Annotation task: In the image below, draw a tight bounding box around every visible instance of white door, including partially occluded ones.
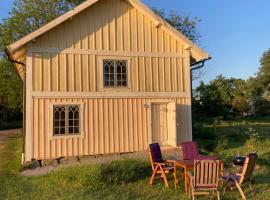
[151,104,168,145]
[167,102,177,147]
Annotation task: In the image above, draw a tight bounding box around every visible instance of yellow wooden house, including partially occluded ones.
[6,0,210,163]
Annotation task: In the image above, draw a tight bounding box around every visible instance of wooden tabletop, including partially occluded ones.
[173,159,194,167]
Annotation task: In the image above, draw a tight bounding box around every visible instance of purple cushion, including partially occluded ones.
[222,174,241,182]
[181,142,199,160]
[149,143,164,163]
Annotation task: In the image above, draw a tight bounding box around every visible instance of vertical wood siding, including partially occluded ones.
[32,97,190,160]
[32,53,186,93]
[31,0,187,93]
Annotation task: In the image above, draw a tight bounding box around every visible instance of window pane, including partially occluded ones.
[117,81,122,86]
[104,65,109,73]
[122,67,126,73]
[104,80,110,86]
[69,120,74,127]
[74,127,79,134]
[117,74,121,80]
[54,106,65,135]
[67,106,80,134]
[69,127,74,134]
[110,74,114,80]
[54,128,59,135]
[60,120,65,127]
[104,74,109,80]
[74,120,79,126]
[117,65,121,73]
[55,111,59,119]
[110,81,114,86]
[60,128,65,134]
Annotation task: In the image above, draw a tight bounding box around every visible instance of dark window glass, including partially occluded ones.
[53,105,80,136]
[103,60,128,87]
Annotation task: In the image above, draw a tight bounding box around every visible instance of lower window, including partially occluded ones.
[53,105,80,136]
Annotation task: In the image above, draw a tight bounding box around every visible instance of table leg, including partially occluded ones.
[174,164,177,189]
[184,166,188,194]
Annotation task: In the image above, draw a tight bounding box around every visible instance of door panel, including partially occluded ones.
[167,102,177,147]
[151,104,168,145]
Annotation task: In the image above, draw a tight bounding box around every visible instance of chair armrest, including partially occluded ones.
[165,159,177,163]
[153,162,165,166]
[188,171,194,187]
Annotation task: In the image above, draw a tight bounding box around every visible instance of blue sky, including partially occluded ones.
[1,0,270,86]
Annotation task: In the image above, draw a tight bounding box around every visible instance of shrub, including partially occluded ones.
[214,137,229,153]
[244,127,263,149]
[194,128,217,140]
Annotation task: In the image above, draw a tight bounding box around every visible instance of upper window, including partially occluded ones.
[103,60,128,88]
[53,105,80,136]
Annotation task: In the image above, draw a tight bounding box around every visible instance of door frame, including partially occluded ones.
[147,100,177,147]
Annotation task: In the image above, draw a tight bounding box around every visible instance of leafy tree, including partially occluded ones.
[250,49,270,97]
[152,8,201,43]
[0,0,85,125]
[231,79,250,116]
[253,96,270,116]
[193,76,251,119]
[248,49,270,116]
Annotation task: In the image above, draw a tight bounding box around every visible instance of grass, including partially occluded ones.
[0,135,188,200]
[0,120,270,200]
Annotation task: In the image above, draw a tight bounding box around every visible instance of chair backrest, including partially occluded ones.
[239,152,258,184]
[181,141,199,160]
[149,143,164,169]
[193,159,220,189]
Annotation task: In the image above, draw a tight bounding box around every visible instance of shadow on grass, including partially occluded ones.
[98,159,151,184]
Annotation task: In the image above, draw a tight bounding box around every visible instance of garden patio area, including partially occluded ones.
[0,120,270,200]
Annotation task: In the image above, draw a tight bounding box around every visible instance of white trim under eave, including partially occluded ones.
[32,91,190,99]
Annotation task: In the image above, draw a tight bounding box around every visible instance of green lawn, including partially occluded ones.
[0,120,270,200]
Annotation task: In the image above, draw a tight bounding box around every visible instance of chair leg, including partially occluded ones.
[160,168,169,188]
[248,183,253,193]
[222,181,227,197]
[235,182,246,200]
[217,190,220,200]
[150,165,159,185]
[192,191,195,200]
[248,182,255,196]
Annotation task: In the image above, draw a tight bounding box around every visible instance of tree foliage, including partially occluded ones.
[193,76,250,119]
[248,49,270,116]
[0,0,85,124]
[152,8,201,43]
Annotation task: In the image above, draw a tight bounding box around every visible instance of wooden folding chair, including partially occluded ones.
[149,143,175,188]
[222,152,258,200]
[188,159,221,200]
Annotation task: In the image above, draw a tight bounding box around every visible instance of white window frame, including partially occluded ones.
[49,102,84,140]
[98,56,131,92]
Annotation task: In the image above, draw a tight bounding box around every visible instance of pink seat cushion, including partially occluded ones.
[195,184,217,189]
